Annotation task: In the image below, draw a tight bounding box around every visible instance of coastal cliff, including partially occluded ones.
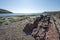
[0,9,12,13]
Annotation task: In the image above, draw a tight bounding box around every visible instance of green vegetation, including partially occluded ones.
[0,9,12,13]
[0,20,6,24]
[0,16,30,25]
[0,17,6,24]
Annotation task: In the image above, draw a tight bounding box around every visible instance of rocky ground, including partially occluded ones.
[0,15,60,40]
[0,18,35,40]
[23,15,60,40]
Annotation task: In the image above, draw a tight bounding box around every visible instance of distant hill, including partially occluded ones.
[43,11,60,18]
[0,9,12,13]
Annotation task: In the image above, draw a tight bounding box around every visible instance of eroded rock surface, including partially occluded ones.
[24,15,60,40]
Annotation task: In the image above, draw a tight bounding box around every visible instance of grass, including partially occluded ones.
[0,16,30,25]
[0,20,6,24]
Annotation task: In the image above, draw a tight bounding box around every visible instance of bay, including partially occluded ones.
[0,13,27,17]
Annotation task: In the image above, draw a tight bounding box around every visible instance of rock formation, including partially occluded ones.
[23,15,60,40]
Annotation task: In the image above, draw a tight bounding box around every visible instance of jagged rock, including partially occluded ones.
[23,15,60,40]
[31,15,50,40]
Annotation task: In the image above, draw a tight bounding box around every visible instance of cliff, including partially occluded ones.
[0,9,12,13]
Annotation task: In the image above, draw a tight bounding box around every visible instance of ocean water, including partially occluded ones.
[0,13,27,17]
[0,13,42,17]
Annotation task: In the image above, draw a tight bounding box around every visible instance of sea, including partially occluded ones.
[0,13,43,17]
[0,13,30,17]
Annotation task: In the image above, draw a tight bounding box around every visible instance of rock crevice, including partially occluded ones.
[23,15,59,40]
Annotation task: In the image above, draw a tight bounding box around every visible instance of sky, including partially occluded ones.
[0,0,60,13]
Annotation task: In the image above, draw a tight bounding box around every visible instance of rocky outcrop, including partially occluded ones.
[23,15,60,40]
